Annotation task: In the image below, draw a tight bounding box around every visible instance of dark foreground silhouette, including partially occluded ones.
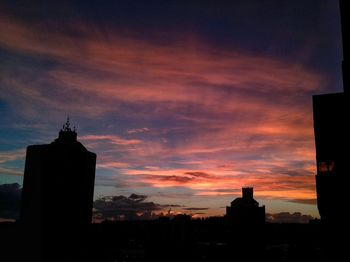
[1,1,349,261]
[226,187,265,225]
[17,118,96,261]
[0,218,336,262]
[313,0,349,225]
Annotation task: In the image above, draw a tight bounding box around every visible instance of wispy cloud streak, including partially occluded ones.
[0,15,322,215]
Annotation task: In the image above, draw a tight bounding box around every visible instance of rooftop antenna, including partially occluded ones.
[62,116,72,132]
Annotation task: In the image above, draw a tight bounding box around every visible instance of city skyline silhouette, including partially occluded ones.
[1,0,348,260]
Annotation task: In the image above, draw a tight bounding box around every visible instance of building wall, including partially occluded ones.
[226,205,265,225]
[313,93,348,222]
[20,142,96,225]
[20,137,96,261]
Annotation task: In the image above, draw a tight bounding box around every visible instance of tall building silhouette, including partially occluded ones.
[313,0,349,223]
[226,187,265,224]
[20,118,96,261]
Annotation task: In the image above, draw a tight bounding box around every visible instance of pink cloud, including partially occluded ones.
[0,17,320,210]
[0,18,325,113]
[80,135,141,146]
[126,128,150,134]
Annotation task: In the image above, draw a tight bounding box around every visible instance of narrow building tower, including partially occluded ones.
[20,118,96,261]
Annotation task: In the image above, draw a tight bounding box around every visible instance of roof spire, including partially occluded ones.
[57,116,77,142]
[62,116,72,132]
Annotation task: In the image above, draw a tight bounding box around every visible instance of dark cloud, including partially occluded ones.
[266,212,314,224]
[94,194,165,221]
[164,176,193,183]
[93,193,205,221]
[185,171,212,178]
[162,204,182,208]
[142,172,214,185]
[183,207,209,211]
[0,183,21,219]
[143,174,193,184]
[128,193,147,202]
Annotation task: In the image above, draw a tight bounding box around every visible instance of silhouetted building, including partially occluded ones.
[226,187,265,224]
[313,0,349,223]
[20,118,96,261]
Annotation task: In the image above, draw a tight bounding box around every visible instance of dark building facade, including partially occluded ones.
[313,0,349,223]
[20,118,96,261]
[226,187,265,225]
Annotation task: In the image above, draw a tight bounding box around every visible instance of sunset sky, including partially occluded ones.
[0,0,343,218]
